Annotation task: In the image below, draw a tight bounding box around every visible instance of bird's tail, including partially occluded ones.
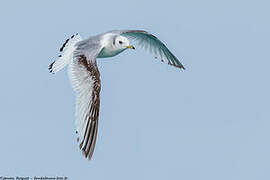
[49,33,82,73]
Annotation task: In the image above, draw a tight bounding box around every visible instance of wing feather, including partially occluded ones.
[118,30,185,69]
[68,42,102,160]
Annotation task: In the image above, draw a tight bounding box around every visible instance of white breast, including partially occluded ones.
[97,47,125,58]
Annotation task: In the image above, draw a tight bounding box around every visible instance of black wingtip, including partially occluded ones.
[60,33,79,52]
[176,64,186,70]
[181,65,186,70]
[48,61,55,73]
[167,61,185,70]
[60,38,70,52]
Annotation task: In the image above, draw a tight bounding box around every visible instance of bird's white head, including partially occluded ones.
[113,35,135,50]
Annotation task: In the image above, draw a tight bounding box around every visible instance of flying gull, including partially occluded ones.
[49,30,185,161]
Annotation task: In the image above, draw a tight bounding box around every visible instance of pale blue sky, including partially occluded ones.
[0,0,270,179]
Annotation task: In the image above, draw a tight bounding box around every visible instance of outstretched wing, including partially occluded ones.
[116,30,185,69]
[68,41,103,160]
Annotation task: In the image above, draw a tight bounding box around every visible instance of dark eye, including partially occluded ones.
[119,41,123,44]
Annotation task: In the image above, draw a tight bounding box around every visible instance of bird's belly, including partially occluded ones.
[97,47,125,58]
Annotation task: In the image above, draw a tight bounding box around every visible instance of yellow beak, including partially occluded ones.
[126,45,135,49]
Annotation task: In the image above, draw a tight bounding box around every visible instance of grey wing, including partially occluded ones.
[116,30,185,69]
[68,42,103,160]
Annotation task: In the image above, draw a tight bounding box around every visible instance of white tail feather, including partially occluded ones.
[49,33,82,73]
